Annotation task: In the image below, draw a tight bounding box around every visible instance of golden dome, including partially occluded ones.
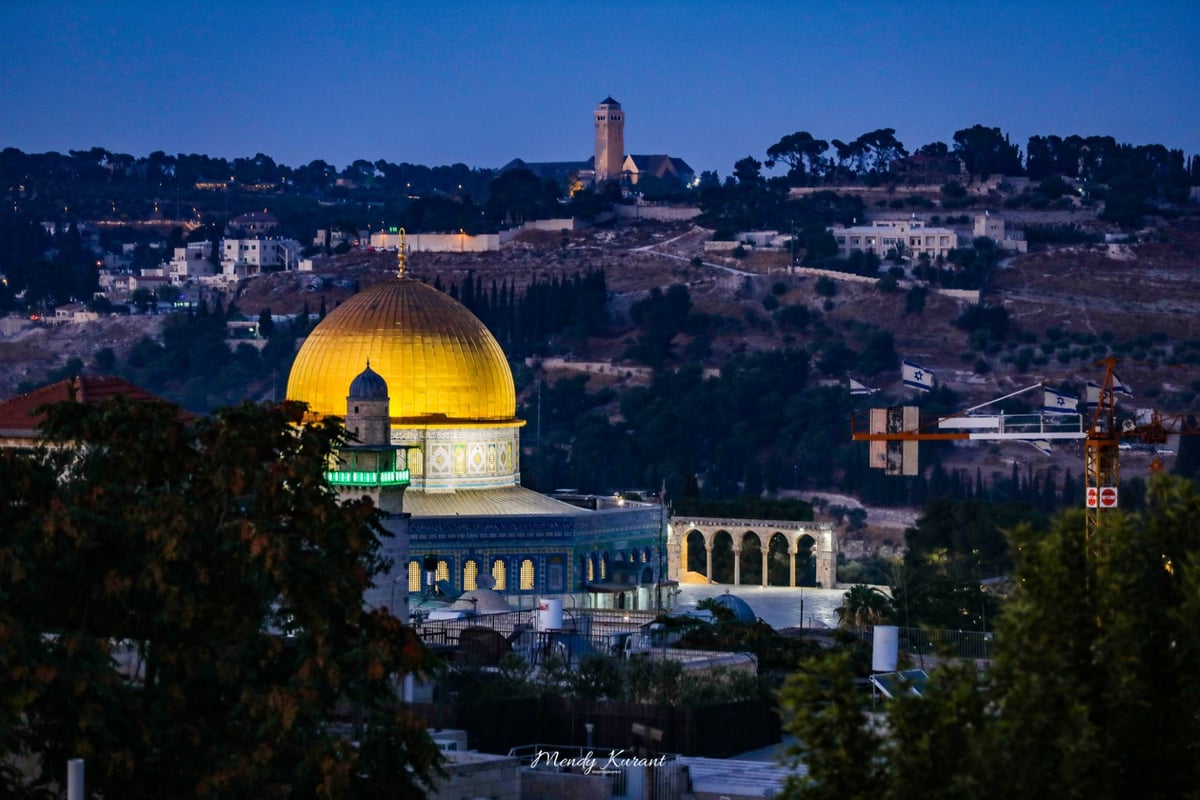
[287,277,517,424]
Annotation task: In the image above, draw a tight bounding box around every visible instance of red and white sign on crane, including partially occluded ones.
[1086,486,1119,508]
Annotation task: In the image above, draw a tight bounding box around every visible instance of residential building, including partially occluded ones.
[0,376,190,451]
[51,303,99,324]
[830,219,960,262]
[973,213,1028,253]
[167,240,217,283]
[220,238,302,276]
[226,210,280,237]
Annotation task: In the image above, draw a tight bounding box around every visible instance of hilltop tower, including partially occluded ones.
[594,96,624,183]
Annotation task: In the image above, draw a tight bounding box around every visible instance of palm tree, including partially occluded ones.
[836,584,895,631]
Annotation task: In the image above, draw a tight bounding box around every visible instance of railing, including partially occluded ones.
[900,626,993,661]
[851,625,994,662]
[324,468,410,486]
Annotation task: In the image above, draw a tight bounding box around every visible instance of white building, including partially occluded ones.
[167,241,216,283]
[974,213,1028,253]
[51,303,99,324]
[220,238,303,277]
[830,219,959,261]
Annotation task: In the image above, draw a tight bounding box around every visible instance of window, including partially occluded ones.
[520,559,535,590]
[491,559,507,591]
[463,560,478,591]
[587,555,594,582]
[436,560,449,582]
[407,561,420,592]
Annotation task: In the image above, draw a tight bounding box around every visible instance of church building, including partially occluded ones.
[500,97,694,191]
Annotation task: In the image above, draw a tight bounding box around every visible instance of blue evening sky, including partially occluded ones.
[2,1,1197,177]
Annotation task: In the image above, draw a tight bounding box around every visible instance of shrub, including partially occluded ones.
[815,277,837,297]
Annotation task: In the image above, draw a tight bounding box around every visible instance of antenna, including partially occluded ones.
[397,227,408,278]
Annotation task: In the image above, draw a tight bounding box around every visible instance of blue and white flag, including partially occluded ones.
[849,378,877,396]
[902,359,935,392]
[1112,372,1134,397]
[1085,381,1102,409]
[1043,387,1078,414]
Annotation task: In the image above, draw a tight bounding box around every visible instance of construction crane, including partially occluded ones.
[850,357,1194,548]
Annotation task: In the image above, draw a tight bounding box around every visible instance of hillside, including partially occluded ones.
[3,212,1199,540]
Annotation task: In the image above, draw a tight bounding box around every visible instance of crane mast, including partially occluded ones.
[1084,358,1121,551]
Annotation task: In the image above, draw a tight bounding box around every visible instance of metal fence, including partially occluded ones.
[850,625,994,662]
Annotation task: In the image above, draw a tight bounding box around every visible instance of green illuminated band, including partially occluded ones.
[325,469,410,486]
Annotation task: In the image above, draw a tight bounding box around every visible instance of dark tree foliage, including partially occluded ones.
[954,302,1010,340]
[951,124,1023,180]
[450,269,607,357]
[0,398,441,799]
[484,168,561,225]
[623,284,693,366]
[782,477,1200,800]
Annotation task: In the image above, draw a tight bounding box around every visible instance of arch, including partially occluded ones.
[436,560,450,582]
[407,560,421,592]
[586,553,596,582]
[600,553,610,581]
[667,518,838,589]
[738,530,764,586]
[767,532,791,586]
[795,533,816,586]
[463,559,479,591]
[684,529,707,577]
[491,558,507,591]
[709,530,735,584]
[641,548,652,563]
[519,558,535,591]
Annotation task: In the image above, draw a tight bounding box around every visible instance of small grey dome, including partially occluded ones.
[348,362,388,401]
[709,593,757,623]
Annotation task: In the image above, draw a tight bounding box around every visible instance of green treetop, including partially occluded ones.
[0,397,441,799]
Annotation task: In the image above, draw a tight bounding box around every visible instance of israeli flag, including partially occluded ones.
[849,378,877,396]
[1085,381,1102,409]
[1112,372,1134,397]
[1043,387,1078,414]
[902,359,935,392]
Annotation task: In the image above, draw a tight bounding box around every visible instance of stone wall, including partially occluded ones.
[612,204,701,221]
[429,752,521,800]
[521,770,612,800]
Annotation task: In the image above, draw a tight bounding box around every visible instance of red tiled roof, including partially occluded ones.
[0,376,189,434]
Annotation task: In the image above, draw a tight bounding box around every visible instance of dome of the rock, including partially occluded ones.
[287,277,516,424]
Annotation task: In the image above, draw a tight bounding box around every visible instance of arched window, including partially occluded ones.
[463,560,479,592]
[587,554,595,582]
[491,559,507,591]
[436,560,449,582]
[407,561,420,592]
[520,558,535,590]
